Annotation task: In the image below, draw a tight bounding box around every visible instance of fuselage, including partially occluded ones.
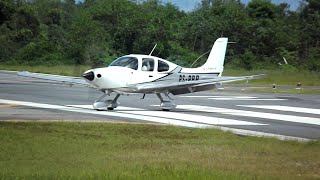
[83,55,176,89]
[83,54,220,93]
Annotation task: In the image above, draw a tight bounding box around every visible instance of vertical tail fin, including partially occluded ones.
[201,38,228,75]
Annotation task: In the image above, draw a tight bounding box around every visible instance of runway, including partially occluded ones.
[1,71,319,140]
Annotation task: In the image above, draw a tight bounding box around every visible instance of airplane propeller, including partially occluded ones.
[83,71,94,81]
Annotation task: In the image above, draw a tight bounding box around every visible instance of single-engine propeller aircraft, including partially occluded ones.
[18,38,263,111]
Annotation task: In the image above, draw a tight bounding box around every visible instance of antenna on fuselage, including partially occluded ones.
[149,44,157,56]
[190,50,211,68]
[190,41,236,68]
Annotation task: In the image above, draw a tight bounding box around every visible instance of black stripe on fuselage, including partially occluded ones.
[150,73,172,82]
[148,66,180,82]
[181,72,220,75]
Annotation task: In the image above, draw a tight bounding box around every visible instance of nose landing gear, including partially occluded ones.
[93,93,120,111]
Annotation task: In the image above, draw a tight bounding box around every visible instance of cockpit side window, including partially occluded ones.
[109,57,138,70]
[141,58,154,71]
[158,60,169,72]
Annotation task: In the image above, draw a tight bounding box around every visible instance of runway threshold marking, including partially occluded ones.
[0,99,267,126]
[179,95,286,101]
[0,99,209,128]
[68,105,266,126]
[0,99,311,141]
[238,105,320,115]
[68,105,142,111]
[179,96,256,98]
[177,105,320,126]
[208,98,286,101]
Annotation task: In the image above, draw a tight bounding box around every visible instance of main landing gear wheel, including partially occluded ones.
[156,93,176,111]
[93,94,120,111]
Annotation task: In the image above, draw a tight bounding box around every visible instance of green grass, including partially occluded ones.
[1,65,320,86]
[223,69,320,86]
[0,121,319,179]
[241,87,320,94]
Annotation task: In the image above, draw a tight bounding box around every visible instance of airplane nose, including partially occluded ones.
[83,71,94,81]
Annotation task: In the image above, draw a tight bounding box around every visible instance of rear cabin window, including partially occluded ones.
[158,60,169,72]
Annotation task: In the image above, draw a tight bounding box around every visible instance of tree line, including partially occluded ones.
[0,0,319,71]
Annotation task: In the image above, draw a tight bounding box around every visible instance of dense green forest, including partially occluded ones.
[0,0,319,71]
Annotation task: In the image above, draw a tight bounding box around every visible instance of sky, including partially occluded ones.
[163,0,301,11]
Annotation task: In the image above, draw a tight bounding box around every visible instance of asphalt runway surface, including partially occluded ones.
[1,71,319,141]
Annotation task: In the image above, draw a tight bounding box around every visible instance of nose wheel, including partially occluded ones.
[93,94,120,111]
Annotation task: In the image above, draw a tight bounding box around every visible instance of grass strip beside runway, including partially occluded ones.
[240,88,320,94]
[0,121,319,179]
[223,69,320,86]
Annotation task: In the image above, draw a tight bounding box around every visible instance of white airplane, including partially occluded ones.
[18,37,263,111]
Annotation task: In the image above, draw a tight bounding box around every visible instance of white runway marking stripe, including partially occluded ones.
[70,105,266,126]
[238,105,320,115]
[0,99,210,128]
[0,99,265,128]
[1,99,311,141]
[208,98,286,101]
[179,95,286,101]
[118,111,266,126]
[68,105,142,111]
[180,95,256,98]
[177,105,320,126]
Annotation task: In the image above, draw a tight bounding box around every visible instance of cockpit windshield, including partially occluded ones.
[109,56,138,70]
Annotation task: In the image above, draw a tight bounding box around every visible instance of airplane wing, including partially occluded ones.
[134,74,265,95]
[17,71,90,86]
[17,71,264,95]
